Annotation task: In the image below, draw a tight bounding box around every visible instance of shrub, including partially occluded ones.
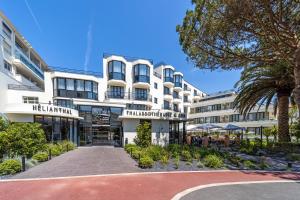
[3,123,47,157]
[174,155,180,169]
[228,155,242,167]
[259,156,269,170]
[199,148,209,158]
[160,155,169,167]
[48,143,63,157]
[134,122,151,148]
[203,155,224,168]
[60,141,75,152]
[243,160,257,169]
[145,145,168,161]
[193,152,201,160]
[286,153,300,161]
[32,152,48,162]
[131,149,143,160]
[167,144,181,157]
[0,116,9,132]
[124,144,138,153]
[197,161,204,168]
[138,156,154,168]
[181,150,192,162]
[0,159,22,175]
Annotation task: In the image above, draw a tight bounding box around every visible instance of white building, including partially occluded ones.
[0,12,277,146]
[188,90,277,134]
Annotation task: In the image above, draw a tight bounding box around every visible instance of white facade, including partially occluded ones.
[0,12,278,146]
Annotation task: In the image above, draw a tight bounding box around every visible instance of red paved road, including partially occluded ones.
[0,171,299,200]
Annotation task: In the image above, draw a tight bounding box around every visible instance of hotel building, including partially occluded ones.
[0,12,277,146]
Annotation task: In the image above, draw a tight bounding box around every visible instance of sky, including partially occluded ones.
[1,0,242,94]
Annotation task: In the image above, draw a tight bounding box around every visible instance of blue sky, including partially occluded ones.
[1,0,241,94]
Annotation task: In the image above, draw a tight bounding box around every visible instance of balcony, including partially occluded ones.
[163,77,174,87]
[183,99,191,105]
[162,105,172,110]
[105,91,152,102]
[14,49,44,80]
[164,91,173,101]
[133,75,150,89]
[174,82,182,91]
[173,94,182,103]
[107,72,126,86]
[8,84,43,92]
[193,93,201,100]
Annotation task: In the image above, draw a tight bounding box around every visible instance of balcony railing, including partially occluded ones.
[105,91,152,102]
[15,49,44,79]
[133,75,150,83]
[8,84,44,92]
[173,94,182,99]
[164,77,174,83]
[108,72,125,81]
[174,82,182,88]
[184,87,191,91]
[162,105,172,110]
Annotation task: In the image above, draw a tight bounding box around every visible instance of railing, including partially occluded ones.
[15,49,44,79]
[48,66,103,77]
[153,71,162,79]
[173,95,182,99]
[184,87,191,91]
[164,77,174,83]
[108,72,125,81]
[105,91,152,102]
[174,82,182,88]
[133,75,150,83]
[184,99,191,103]
[162,105,172,110]
[8,84,44,92]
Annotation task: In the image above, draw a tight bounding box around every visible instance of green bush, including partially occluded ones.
[228,155,242,167]
[259,156,269,170]
[199,148,209,158]
[48,143,63,156]
[145,145,165,161]
[193,152,201,160]
[160,155,169,167]
[243,160,257,169]
[3,123,47,157]
[134,122,151,148]
[0,159,22,175]
[60,141,75,152]
[131,149,143,160]
[181,150,192,161]
[197,161,204,168]
[174,155,180,169]
[32,152,48,162]
[124,144,138,153]
[167,144,181,157]
[286,153,300,161]
[138,156,154,168]
[203,155,224,168]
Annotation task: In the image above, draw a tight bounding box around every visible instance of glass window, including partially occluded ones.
[76,80,84,91]
[154,82,158,89]
[3,40,11,55]
[154,97,158,104]
[93,82,98,93]
[164,68,174,82]
[66,79,74,90]
[23,96,39,104]
[2,22,12,39]
[4,60,11,72]
[135,88,147,100]
[164,100,170,109]
[164,86,170,94]
[85,81,92,91]
[58,78,65,89]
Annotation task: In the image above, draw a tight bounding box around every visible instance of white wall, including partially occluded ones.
[122,118,140,145]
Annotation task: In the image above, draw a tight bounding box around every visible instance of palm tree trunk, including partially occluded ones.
[277,90,291,142]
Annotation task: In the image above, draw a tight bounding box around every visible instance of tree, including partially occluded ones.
[4,123,47,158]
[290,122,300,142]
[263,127,272,144]
[234,64,294,142]
[134,122,152,148]
[0,116,9,132]
[177,0,300,115]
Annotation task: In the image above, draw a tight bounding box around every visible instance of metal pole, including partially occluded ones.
[21,156,26,172]
[260,126,263,148]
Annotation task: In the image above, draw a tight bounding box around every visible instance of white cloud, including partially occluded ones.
[84,23,93,71]
[24,0,42,33]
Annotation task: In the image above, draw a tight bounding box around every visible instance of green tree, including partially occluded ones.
[263,127,272,145]
[177,0,300,119]
[290,122,300,142]
[134,122,152,148]
[4,123,47,158]
[234,64,294,142]
[0,116,9,131]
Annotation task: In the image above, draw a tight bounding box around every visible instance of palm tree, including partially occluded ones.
[234,63,294,142]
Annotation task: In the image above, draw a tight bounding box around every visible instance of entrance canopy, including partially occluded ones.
[223,124,245,131]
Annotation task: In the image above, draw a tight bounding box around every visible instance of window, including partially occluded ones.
[66,79,74,90]
[174,75,182,87]
[184,95,188,102]
[133,64,150,83]
[154,82,158,89]
[4,60,11,72]
[173,104,178,112]
[85,81,92,91]
[57,78,65,89]
[184,84,188,90]
[173,91,179,98]
[194,90,198,96]
[2,22,12,39]
[93,82,98,93]
[184,107,188,114]
[110,86,124,98]
[135,88,148,100]
[154,97,158,104]
[76,80,84,91]
[164,86,170,95]
[23,96,39,104]
[108,60,126,80]
[163,68,174,82]
[3,40,11,55]
[164,100,170,110]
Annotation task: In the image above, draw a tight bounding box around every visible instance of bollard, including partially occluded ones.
[288,162,292,169]
[130,148,133,156]
[49,149,52,160]
[21,156,26,172]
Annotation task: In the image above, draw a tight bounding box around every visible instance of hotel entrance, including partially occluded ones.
[92,126,113,145]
